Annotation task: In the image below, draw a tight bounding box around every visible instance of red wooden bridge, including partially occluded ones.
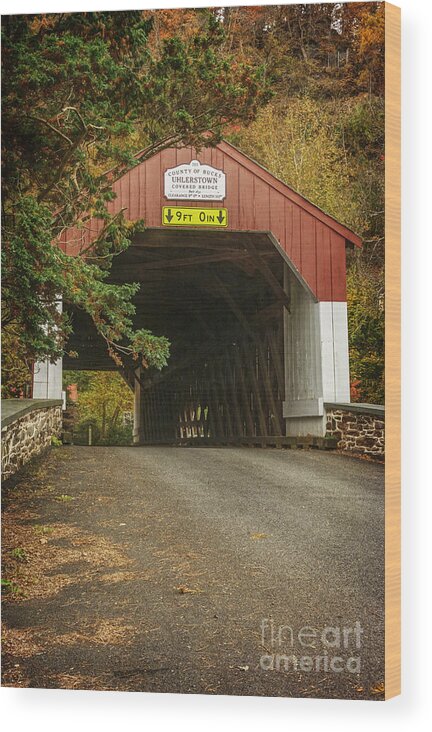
[34,140,361,446]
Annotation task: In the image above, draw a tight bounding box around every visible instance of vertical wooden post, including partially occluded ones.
[216,358,234,438]
[225,350,245,437]
[233,343,255,438]
[241,338,268,440]
[208,361,224,441]
[257,339,283,436]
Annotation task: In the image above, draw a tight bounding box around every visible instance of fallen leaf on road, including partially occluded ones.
[176,585,203,595]
[250,533,269,540]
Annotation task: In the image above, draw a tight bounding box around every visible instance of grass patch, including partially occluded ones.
[10,547,28,562]
[33,524,53,535]
[1,578,21,594]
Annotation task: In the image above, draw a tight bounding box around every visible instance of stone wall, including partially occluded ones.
[325,403,385,460]
[1,401,63,480]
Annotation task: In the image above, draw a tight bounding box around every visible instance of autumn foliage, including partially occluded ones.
[2,5,384,403]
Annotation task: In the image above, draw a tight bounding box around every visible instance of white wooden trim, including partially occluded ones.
[319,301,336,401]
[283,398,324,418]
[318,301,350,404]
[33,358,63,401]
[32,299,63,402]
[332,302,351,402]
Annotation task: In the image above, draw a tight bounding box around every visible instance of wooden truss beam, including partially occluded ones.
[243,240,291,313]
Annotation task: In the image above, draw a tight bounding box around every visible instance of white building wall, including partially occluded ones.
[331,302,351,402]
[33,358,63,401]
[283,267,350,437]
[32,298,64,403]
[319,301,351,403]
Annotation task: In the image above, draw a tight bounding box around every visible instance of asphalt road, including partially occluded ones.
[2,446,384,699]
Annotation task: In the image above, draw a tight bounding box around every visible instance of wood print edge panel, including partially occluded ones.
[384,0,401,701]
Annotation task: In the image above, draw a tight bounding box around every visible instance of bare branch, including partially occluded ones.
[29,115,73,146]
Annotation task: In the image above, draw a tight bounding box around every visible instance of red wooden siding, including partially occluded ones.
[60,140,361,301]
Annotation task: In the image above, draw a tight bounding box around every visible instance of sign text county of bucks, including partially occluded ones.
[164,159,226,201]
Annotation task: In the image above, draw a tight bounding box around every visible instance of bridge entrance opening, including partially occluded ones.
[63,228,297,447]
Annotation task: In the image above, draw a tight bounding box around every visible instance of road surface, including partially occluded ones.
[2,446,384,699]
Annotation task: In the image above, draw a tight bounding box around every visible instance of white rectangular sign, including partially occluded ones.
[164,159,226,201]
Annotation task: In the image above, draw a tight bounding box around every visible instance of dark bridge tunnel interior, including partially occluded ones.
[64,228,290,445]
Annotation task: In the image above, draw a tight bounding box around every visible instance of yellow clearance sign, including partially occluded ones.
[162,206,228,227]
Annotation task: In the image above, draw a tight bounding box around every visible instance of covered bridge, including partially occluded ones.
[33,140,361,444]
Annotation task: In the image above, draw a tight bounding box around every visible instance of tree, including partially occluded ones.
[1,10,272,392]
[232,99,365,234]
[1,327,33,398]
[347,263,384,404]
[64,371,133,444]
[219,3,384,99]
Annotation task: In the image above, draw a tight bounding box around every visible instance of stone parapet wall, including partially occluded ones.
[1,402,63,480]
[325,403,385,460]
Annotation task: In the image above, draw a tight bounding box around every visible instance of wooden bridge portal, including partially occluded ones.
[33,140,361,444]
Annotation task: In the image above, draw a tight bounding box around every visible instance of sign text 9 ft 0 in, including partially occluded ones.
[162,206,228,227]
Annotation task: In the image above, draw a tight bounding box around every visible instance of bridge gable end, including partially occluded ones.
[60,140,360,302]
